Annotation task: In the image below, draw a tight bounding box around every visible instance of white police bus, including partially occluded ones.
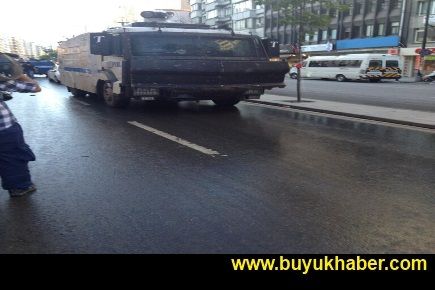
[294,54,402,82]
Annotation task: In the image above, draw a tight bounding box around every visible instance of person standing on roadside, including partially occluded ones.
[0,52,41,197]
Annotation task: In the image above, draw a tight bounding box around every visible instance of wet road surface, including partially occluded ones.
[0,78,434,253]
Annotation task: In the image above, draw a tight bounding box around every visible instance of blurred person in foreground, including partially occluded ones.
[0,52,41,198]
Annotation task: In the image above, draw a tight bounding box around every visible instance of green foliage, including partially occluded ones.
[255,0,349,41]
[38,49,57,61]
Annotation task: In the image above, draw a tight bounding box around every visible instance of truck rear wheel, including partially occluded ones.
[101,82,129,108]
[212,97,240,107]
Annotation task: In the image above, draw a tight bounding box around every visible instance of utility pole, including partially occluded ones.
[416,0,432,81]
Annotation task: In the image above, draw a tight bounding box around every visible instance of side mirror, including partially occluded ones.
[90,33,122,56]
[262,39,280,59]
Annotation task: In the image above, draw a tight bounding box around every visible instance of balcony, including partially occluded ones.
[216,15,232,23]
[216,0,231,6]
[190,10,203,18]
[232,10,257,21]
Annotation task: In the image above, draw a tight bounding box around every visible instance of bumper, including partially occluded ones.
[127,83,286,100]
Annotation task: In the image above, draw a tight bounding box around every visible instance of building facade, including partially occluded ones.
[0,35,46,59]
[265,0,410,65]
[190,0,265,37]
[401,0,435,76]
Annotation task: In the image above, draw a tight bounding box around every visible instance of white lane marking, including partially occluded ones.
[128,121,222,157]
[244,102,435,134]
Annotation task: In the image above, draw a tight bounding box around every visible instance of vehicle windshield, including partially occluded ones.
[130,34,265,58]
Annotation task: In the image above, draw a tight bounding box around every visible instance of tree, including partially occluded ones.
[256,0,348,102]
[39,49,58,61]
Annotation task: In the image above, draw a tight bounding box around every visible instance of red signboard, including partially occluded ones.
[415,48,435,54]
[387,48,399,55]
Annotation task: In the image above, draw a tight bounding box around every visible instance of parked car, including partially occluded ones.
[47,64,61,83]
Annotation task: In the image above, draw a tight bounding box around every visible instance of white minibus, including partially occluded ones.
[299,54,402,82]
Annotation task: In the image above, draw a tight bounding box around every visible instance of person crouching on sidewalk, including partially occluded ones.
[0,53,41,197]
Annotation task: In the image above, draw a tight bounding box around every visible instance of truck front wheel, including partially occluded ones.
[101,82,129,108]
[212,97,240,107]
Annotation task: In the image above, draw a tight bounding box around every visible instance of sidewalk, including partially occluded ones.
[247,94,435,130]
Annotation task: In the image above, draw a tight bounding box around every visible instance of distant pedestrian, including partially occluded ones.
[0,52,41,197]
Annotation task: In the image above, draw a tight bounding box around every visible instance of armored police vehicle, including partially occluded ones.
[58,11,289,107]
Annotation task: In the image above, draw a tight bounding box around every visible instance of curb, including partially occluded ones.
[244,99,435,130]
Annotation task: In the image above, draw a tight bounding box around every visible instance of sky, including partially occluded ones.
[0,0,181,48]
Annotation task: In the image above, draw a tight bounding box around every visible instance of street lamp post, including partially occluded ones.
[416,0,433,81]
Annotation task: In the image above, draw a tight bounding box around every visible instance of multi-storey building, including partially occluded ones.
[0,34,11,53]
[0,35,47,59]
[400,0,435,76]
[265,0,411,64]
[190,0,265,37]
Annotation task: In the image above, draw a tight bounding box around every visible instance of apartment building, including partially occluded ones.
[0,35,46,59]
[401,0,435,76]
[190,0,265,37]
[266,1,410,63]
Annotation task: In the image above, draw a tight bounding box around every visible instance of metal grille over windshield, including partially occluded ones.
[130,34,264,58]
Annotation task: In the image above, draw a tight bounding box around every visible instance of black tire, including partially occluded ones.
[212,97,240,107]
[369,79,381,83]
[101,81,129,108]
[290,73,298,79]
[69,87,87,97]
[336,74,346,82]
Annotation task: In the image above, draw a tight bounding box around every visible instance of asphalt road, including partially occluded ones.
[0,78,434,254]
[271,78,435,112]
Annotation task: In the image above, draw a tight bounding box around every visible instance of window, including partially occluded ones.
[343,27,351,39]
[366,0,376,13]
[309,60,362,68]
[330,29,337,40]
[320,30,328,41]
[206,10,218,19]
[130,35,264,58]
[234,20,247,30]
[191,4,202,11]
[390,0,402,10]
[377,23,385,36]
[369,60,383,67]
[305,33,310,42]
[386,60,399,68]
[390,22,400,35]
[329,9,337,17]
[417,1,435,15]
[354,1,363,15]
[352,26,361,38]
[414,29,435,42]
[233,1,253,14]
[366,25,374,37]
[312,31,319,42]
[378,0,387,10]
